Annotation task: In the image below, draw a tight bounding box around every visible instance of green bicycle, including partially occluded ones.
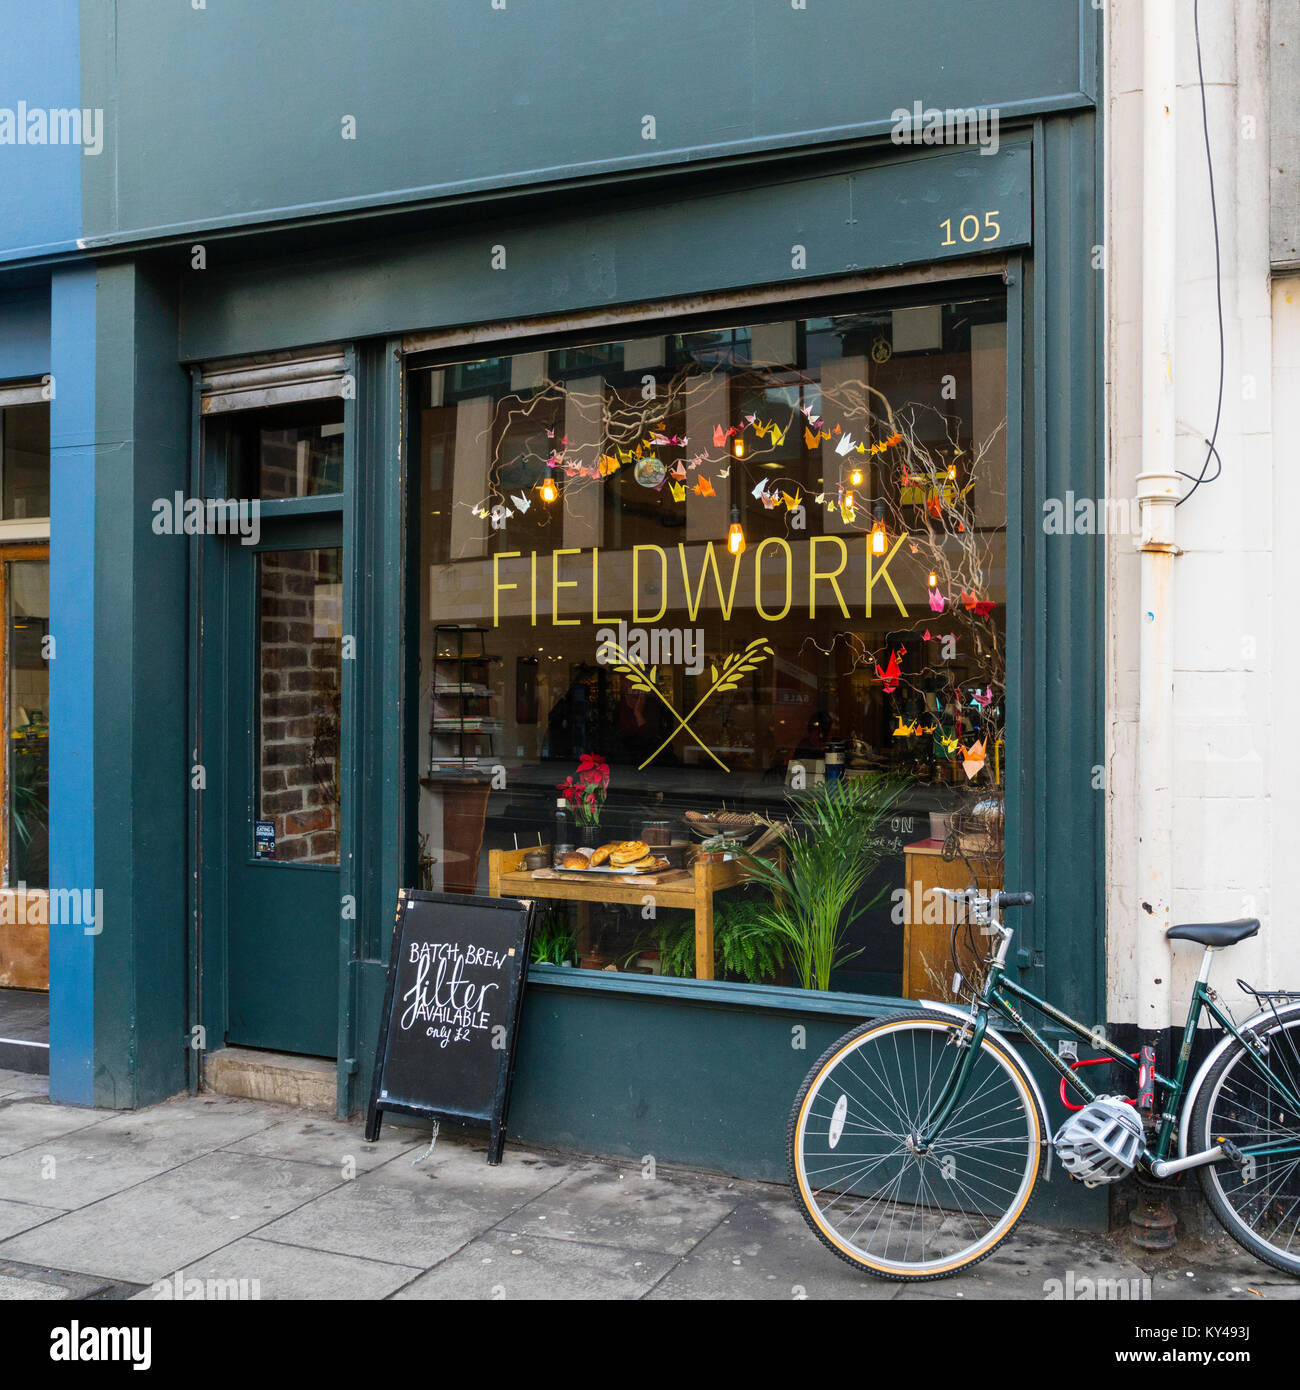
[788,889,1300,1280]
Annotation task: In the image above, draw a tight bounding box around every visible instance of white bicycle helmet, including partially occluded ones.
[1053,1097,1144,1186]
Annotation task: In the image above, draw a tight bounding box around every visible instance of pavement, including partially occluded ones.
[0,1066,1297,1302]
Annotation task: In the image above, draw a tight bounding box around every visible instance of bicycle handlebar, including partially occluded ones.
[933,888,1034,909]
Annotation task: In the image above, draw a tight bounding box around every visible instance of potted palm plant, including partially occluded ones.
[740,775,905,993]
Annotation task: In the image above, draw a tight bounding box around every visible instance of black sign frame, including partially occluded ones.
[364,888,535,1164]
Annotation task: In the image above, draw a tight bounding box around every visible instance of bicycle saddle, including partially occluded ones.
[1165,918,1260,947]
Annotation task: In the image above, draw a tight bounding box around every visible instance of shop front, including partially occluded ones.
[1,3,1102,1220]
[179,126,1101,1216]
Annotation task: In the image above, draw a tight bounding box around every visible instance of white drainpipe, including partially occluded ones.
[1134,0,1180,1038]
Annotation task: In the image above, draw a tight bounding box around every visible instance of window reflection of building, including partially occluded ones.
[414,295,1009,999]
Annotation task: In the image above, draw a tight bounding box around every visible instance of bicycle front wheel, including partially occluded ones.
[788,1011,1044,1280]
[1191,1004,1300,1276]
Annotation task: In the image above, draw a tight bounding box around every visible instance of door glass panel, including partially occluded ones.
[1,404,51,520]
[257,547,342,864]
[7,558,48,887]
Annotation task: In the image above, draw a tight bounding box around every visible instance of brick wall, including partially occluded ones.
[258,548,341,863]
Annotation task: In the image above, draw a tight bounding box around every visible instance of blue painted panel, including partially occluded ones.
[0,0,83,260]
[0,286,50,380]
[48,265,95,1106]
[81,0,1085,244]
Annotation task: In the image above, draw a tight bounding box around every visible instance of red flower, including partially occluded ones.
[575,753,610,790]
[559,755,609,825]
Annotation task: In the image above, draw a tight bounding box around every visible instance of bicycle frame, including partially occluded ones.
[917,910,1300,1171]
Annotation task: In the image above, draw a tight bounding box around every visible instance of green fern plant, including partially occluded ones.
[530,906,577,966]
[740,775,905,993]
[650,895,786,985]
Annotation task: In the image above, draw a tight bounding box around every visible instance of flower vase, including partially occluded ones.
[578,822,601,849]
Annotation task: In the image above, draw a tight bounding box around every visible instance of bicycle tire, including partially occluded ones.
[787,1009,1044,1281]
[1190,1003,1300,1276]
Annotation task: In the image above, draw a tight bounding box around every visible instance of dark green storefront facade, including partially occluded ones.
[4,1,1103,1218]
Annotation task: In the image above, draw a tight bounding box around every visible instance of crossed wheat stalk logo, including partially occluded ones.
[598,636,774,771]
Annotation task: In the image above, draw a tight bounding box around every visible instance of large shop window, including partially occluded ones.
[411,294,1009,1001]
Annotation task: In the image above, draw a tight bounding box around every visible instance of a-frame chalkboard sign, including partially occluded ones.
[365,889,535,1164]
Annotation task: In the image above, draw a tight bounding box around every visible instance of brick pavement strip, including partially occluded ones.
[0,1069,1295,1301]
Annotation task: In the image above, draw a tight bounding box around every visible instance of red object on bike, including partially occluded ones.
[1058,1054,1141,1111]
[1135,1044,1156,1111]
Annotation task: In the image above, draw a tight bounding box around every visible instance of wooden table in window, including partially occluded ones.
[901,837,1000,1002]
[488,846,750,980]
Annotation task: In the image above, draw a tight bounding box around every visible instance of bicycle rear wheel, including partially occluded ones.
[1191,1004,1300,1276]
[788,1010,1043,1280]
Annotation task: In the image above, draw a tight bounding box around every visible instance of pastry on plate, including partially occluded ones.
[608,839,649,867]
[560,851,590,871]
[589,843,614,866]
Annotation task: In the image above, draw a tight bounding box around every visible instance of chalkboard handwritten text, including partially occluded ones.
[400,940,501,1043]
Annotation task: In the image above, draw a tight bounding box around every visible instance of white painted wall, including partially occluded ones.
[1105,0,1296,1026]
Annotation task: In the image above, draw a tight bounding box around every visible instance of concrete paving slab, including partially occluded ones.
[645,1191,897,1300]
[0,1115,255,1210]
[949,1223,1153,1300]
[0,1096,105,1156]
[252,1172,543,1269]
[0,1094,286,1212]
[0,1150,342,1284]
[506,1164,742,1257]
[224,1113,423,1173]
[134,1236,422,1301]
[361,1129,583,1203]
[88,1094,280,1159]
[0,1198,66,1242]
[393,1228,677,1300]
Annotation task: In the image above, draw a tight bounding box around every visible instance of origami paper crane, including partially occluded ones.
[960,591,996,617]
[928,589,947,613]
[875,649,902,693]
[961,738,987,780]
[693,476,716,498]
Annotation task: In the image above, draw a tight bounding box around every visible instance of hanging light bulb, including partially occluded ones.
[870,502,887,556]
[850,465,863,487]
[843,489,855,510]
[540,477,558,503]
[733,437,745,459]
[928,570,938,588]
[727,504,745,555]
[947,463,957,481]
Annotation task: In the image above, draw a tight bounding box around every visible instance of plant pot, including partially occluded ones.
[577,823,602,849]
